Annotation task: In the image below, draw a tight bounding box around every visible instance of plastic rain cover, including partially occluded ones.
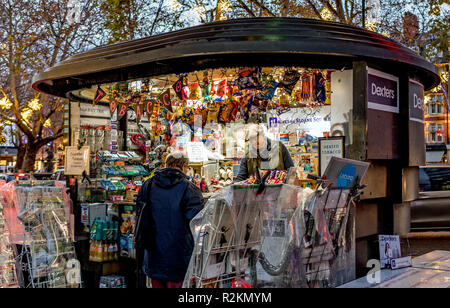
[0,181,80,288]
[183,183,356,288]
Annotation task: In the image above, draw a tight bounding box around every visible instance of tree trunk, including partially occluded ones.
[14,144,26,172]
[22,145,39,173]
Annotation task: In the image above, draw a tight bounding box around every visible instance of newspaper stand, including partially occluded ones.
[0,180,81,288]
[184,176,362,288]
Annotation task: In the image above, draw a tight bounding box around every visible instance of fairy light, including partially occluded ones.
[0,96,12,110]
[320,7,333,20]
[169,0,181,11]
[44,118,51,128]
[28,97,42,111]
[21,109,33,122]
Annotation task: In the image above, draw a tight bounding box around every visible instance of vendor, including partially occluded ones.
[234,124,294,182]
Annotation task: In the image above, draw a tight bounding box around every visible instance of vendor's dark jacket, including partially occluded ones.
[235,138,294,182]
[136,168,204,281]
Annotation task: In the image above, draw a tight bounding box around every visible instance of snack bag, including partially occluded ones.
[256,80,278,100]
[207,105,220,123]
[219,101,235,123]
[280,70,300,95]
[314,71,326,103]
[200,71,210,97]
[216,79,227,97]
[189,82,202,100]
[300,73,312,101]
[236,67,262,90]
[279,93,290,106]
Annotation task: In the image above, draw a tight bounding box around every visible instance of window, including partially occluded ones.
[437,124,444,142]
[430,123,436,132]
[427,103,444,114]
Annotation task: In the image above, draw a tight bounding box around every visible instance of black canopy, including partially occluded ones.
[32,17,440,99]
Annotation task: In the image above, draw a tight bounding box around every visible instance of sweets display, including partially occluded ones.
[245,170,287,184]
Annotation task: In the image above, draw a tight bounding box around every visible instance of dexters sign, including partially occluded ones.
[367,67,399,113]
[409,79,425,124]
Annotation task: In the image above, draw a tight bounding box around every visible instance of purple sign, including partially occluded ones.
[409,80,424,124]
[367,68,399,113]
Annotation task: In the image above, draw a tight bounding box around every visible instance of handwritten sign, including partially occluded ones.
[187,142,207,162]
[318,136,344,176]
[65,146,90,175]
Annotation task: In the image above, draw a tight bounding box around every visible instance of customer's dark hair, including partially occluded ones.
[165,151,189,170]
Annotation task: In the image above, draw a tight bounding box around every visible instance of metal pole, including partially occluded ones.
[362,0,366,28]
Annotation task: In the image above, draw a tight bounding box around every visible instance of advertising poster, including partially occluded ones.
[378,235,401,268]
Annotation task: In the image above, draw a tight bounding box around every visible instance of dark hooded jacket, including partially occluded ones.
[136,168,204,281]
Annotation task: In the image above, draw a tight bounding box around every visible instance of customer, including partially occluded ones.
[234,124,294,182]
[136,151,204,288]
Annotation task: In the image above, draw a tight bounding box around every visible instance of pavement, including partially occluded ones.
[340,249,450,288]
[401,231,450,257]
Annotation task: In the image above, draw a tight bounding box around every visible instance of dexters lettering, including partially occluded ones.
[371,83,395,99]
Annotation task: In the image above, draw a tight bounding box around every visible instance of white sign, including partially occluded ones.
[79,103,110,118]
[391,256,412,270]
[187,142,208,163]
[319,137,344,176]
[65,146,90,175]
[266,106,331,138]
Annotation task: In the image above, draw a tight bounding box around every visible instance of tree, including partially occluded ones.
[98,0,192,44]
[0,0,102,172]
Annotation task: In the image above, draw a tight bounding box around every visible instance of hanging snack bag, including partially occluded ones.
[189,82,202,100]
[256,80,278,100]
[216,79,227,97]
[280,70,300,95]
[314,71,326,103]
[219,101,235,123]
[237,67,262,90]
[325,70,332,105]
[207,105,220,123]
[300,73,312,101]
[202,74,211,98]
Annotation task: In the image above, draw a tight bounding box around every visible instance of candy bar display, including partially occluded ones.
[74,149,146,289]
[0,181,80,288]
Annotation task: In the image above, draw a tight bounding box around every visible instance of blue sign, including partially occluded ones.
[337,164,356,188]
[367,68,399,113]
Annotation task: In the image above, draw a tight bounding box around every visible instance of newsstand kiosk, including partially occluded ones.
[32,18,440,287]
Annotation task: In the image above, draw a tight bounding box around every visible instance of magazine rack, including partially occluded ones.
[183,181,359,288]
[1,180,81,288]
